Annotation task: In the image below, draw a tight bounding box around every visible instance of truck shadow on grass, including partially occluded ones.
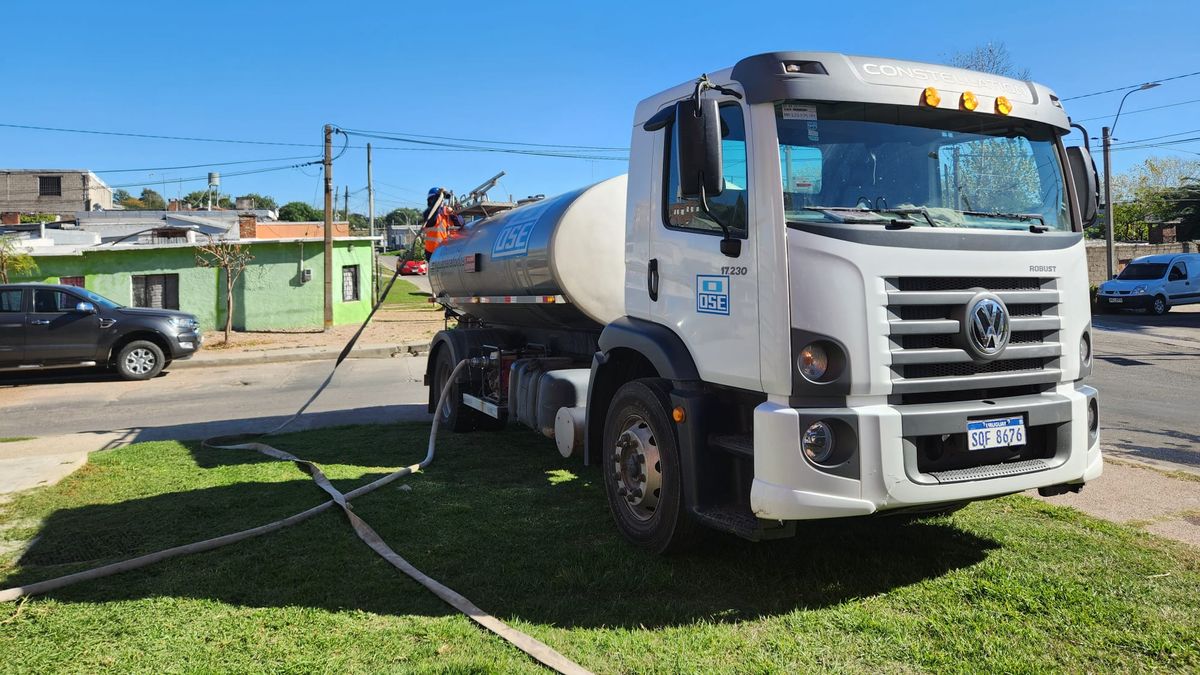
[5,426,997,628]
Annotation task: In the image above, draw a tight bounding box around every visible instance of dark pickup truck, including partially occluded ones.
[0,283,202,380]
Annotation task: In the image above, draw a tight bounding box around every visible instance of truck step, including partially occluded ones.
[694,505,794,542]
[708,433,753,458]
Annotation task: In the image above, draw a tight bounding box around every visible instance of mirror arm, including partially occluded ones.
[697,180,741,258]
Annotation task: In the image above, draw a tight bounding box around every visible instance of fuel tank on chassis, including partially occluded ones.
[429,175,627,330]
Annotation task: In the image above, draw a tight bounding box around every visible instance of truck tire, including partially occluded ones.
[431,347,476,432]
[116,340,165,380]
[602,378,701,554]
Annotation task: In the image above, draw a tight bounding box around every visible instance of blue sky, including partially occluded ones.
[2,0,1197,215]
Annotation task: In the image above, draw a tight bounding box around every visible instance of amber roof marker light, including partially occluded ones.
[995,96,1013,115]
[961,91,979,111]
[922,86,941,107]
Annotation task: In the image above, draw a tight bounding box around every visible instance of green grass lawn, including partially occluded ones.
[2,424,1198,672]
[380,276,434,309]
[0,437,33,443]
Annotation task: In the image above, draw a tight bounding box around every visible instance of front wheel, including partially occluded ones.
[1151,295,1169,316]
[116,340,165,380]
[602,379,701,554]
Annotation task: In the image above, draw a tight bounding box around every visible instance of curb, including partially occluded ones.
[171,342,431,370]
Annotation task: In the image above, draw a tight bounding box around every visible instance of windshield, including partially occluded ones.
[77,288,122,309]
[1116,263,1167,280]
[776,101,1072,232]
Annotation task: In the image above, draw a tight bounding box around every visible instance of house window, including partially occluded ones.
[59,276,85,287]
[132,274,180,310]
[342,265,360,302]
[38,176,62,197]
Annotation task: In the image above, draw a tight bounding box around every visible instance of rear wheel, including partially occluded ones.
[431,347,474,432]
[116,340,165,380]
[602,379,701,554]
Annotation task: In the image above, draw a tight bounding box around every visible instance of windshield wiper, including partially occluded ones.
[960,210,1046,230]
[798,206,917,229]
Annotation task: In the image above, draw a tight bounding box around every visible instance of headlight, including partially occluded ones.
[802,421,835,464]
[1133,285,1148,295]
[169,316,198,330]
[1079,332,1092,368]
[797,342,829,382]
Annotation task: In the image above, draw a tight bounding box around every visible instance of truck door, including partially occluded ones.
[1166,260,1193,305]
[0,288,26,367]
[651,100,760,390]
[26,288,99,364]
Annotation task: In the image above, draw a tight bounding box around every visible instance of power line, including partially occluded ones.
[337,125,629,152]
[341,130,628,162]
[1074,98,1200,123]
[93,154,321,174]
[1110,128,1200,146]
[1062,70,1200,101]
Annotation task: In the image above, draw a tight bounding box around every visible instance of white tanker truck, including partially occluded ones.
[425,51,1102,553]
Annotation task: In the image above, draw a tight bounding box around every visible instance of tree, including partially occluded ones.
[1109,156,1200,240]
[113,189,132,204]
[383,207,423,227]
[278,201,323,222]
[348,213,369,233]
[140,189,166,210]
[0,235,38,283]
[195,238,254,343]
[241,193,277,210]
[946,42,1031,79]
[181,190,233,209]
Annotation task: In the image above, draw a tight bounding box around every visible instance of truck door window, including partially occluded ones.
[1169,263,1187,281]
[664,103,749,238]
[0,290,21,313]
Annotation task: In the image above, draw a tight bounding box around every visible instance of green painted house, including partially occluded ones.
[14,238,376,331]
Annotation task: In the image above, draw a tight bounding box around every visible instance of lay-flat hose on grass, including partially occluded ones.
[0,270,591,675]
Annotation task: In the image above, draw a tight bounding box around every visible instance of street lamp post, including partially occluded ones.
[1103,82,1161,279]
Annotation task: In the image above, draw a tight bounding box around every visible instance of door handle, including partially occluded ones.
[647,258,659,302]
[30,319,50,325]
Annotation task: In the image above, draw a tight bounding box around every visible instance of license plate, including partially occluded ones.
[1108,297,1123,303]
[967,416,1026,451]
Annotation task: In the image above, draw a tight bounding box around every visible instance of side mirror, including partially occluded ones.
[75,302,96,314]
[675,99,723,199]
[1066,145,1099,228]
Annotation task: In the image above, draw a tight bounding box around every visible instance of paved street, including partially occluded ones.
[0,356,431,446]
[1089,305,1200,475]
[0,308,1196,472]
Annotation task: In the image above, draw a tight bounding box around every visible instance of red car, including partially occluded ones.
[400,260,428,275]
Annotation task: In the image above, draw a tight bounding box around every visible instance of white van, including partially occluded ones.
[1096,253,1200,315]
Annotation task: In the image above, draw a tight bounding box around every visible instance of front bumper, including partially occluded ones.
[1097,294,1153,309]
[750,385,1101,520]
[169,331,202,360]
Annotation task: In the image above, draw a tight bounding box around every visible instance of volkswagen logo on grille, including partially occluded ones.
[965,295,1011,359]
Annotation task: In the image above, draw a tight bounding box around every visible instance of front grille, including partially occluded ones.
[886,277,1063,400]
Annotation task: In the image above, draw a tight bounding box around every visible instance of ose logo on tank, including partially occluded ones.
[696,275,730,316]
[492,212,539,259]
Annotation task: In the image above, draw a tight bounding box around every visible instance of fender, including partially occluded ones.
[584,316,701,464]
[596,316,700,382]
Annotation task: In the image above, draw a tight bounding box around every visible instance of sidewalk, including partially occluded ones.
[172,340,430,370]
[0,433,125,495]
[1033,459,1200,547]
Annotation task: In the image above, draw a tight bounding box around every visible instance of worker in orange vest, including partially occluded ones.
[422,187,463,257]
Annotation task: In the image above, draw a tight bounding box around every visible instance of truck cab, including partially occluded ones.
[426,51,1101,553]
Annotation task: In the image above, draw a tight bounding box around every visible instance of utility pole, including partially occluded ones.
[367,142,378,301]
[323,124,334,329]
[1103,82,1162,279]
[1102,125,1115,281]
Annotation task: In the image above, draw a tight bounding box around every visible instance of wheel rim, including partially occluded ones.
[611,414,663,522]
[125,348,156,375]
[1155,298,1166,313]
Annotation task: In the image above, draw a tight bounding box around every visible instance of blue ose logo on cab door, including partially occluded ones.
[696,275,730,315]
